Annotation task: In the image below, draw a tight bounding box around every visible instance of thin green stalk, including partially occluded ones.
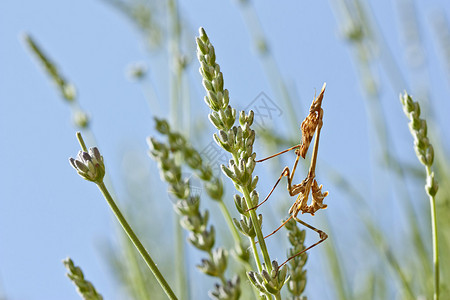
[73,134,177,300]
[26,34,159,298]
[331,2,433,289]
[241,184,271,271]
[240,182,281,299]
[218,205,263,288]
[384,248,415,300]
[250,238,262,274]
[322,221,351,300]
[168,0,182,130]
[174,216,185,299]
[122,237,153,300]
[215,203,258,288]
[274,292,281,300]
[326,163,414,299]
[367,90,431,280]
[229,150,271,273]
[400,92,440,299]
[196,27,285,298]
[148,134,240,297]
[166,3,188,295]
[366,222,415,299]
[426,165,439,300]
[218,201,243,247]
[152,116,253,288]
[77,132,88,152]
[96,182,178,300]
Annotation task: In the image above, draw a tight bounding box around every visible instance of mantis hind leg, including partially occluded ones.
[277,216,327,270]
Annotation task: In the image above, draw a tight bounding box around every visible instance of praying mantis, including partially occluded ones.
[251,83,329,268]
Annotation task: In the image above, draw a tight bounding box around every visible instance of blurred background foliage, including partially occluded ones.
[1,0,450,299]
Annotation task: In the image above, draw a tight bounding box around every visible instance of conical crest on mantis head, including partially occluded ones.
[298,83,326,158]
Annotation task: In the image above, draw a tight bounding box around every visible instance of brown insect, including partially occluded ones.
[250,83,329,268]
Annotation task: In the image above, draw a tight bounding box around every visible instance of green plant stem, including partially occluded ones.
[241,187,271,272]
[229,151,272,273]
[218,198,258,274]
[174,216,186,299]
[223,139,272,275]
[331,1,433,288]
[230,148,281,298]
[76,132,88,151]
[426,165,439,300]
[168,0,182,130]
[217,203,258,286]
[366,221,415,299]
[274,292,281,300]
[250,238,262,273]
[218,201,243,247]
[166,4,188,295]
[122,236,152,300]
[326,164,415,299]
[322,221,351,300]
[385,249,415,300]
[96,181,178,300]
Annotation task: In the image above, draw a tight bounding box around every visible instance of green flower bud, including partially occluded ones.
[233,194,247,214]
[426,172,439,197]
[214,132,231,152]
[154,117,170,135]
[173,196,200,216]
[72,110,90,129]
[206,178,223,201]
[168,180,190,199]
[249,176,259,193]
[211,247,228,276]
[221,164,237,182]
[209,275,241,300]
[202,78,213,93]
[250,190,259,207]
[62,83,77,102]
[196,36,209,54]
[233,242,250,263]
[69,147,105,184]
[63,258,103,300]
[198,165,213,181]
[209,112,226,130]
[188,226,215,251]
[247,271,266,294]
[233,216,255,238]
[197,258,217,277]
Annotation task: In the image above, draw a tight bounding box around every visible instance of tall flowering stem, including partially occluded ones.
[196,27,286,299]
[400,92,439,300]
[24,34,89,128]
[69,132,178,300]
[152,118,249,262]
[147,134,241,299]
[284,219,308,299]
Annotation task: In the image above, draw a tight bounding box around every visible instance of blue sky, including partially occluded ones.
[1,1,449,299]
